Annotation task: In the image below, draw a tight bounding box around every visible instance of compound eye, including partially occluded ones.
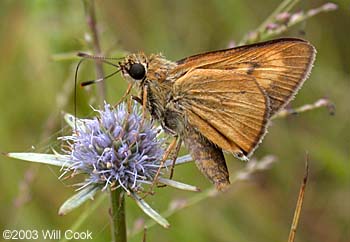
[128,63,146,80]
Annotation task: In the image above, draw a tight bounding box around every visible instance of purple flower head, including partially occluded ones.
[61,102,165,192]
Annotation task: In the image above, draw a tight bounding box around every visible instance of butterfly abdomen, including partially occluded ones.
[183,127,230,191]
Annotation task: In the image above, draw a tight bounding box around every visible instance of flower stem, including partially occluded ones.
[239,0,300,45]
[110,188,127,242]
[256,0,299,33]
[83,0,106,105]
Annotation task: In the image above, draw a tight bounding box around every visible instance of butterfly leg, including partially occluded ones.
[113,83,133,107]
[141,85,149,122]
[168,137,182,180]
[149,136,178,192]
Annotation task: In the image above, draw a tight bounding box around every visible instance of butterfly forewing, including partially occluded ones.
[175,38,316,116]
[174,69,269,157]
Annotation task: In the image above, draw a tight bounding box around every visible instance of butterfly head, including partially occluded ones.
[119,53,148,85]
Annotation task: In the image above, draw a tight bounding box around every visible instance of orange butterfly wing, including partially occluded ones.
[174,69,269,158]
[175,38,316,116]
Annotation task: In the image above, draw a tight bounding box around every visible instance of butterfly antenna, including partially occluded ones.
[80,69,121,87]
[74,52,123,129]
[77,52,123,68]
[74,58,86,131]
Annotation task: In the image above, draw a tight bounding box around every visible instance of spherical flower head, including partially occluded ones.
[62,102,164,192]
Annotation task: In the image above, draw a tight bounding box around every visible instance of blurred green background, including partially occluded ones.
[0,0,349,241]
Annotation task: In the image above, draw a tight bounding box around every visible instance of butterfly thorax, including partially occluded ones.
[144,55,186,135]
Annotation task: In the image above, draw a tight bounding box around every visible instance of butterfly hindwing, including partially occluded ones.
[174,69,269,157]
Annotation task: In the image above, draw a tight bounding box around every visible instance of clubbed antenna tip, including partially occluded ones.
[77,52,90,58]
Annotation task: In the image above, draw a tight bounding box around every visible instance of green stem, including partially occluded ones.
[110,188,127,242]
